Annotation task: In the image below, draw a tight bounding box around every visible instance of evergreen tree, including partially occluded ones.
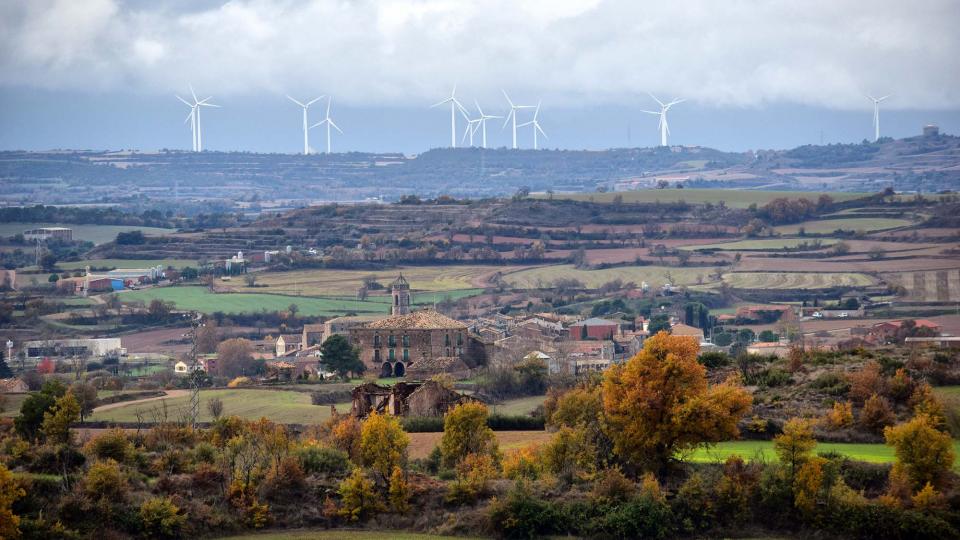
[0,351,12,379]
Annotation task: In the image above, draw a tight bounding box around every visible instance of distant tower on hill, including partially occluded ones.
[391,274,411,316]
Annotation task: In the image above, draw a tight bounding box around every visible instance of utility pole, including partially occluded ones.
[187,315,202,427]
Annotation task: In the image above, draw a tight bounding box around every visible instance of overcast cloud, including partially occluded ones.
[2,0,959,110]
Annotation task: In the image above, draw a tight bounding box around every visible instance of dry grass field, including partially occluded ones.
[533,189,870,208]
[773,217,912,234]
[722,271,876,289]
[504,264,716,289]
[883,269,960,301]
[234,266,505,296]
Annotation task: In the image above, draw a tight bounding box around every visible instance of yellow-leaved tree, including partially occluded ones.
[601,331,752,470]
[359,412,409,481]
[0,463,26,540]
[440,401,498,468]
[884,413,955,489]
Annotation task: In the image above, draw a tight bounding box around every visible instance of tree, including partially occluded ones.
[388,465,411,513]
[195,321,219,354]
[601,332,752,470]
[216,338,259,378]
[440,401,498,468]
[207,396,225,420]
[244,273,257,287]
[14,379,66,440]
[773,418,816,484]
[41,391,80,445]
[320,334,364,379]
[542,426,596,484]
[337,468,382,521]
[70,381,98,421]
[139,497,187,538]
[0,351,12,379]
[868,246,886,260]
[48,273,59,283]
[859,394,896,434]
[648,314,671,334]
[758,330,778,343]
[148,299,172,322]
[0,463,26,540]
[884,414,955,489]
[359,412,409,481]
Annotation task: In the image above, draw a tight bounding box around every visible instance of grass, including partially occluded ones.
[59,258,199,270]
[722,271,876,289]
[681,238,838,251]
[689,440,960,471]
[532,189,871,209]
[774,217,912,235]
[89,388,350,424]
[490,395,547,416]
[220,531,487,540]
[505,264,714,289]
[120,286,394,316]
[235,266,499,296]
[0,223,174,245]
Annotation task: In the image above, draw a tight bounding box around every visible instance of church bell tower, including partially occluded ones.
[391,274,411,316]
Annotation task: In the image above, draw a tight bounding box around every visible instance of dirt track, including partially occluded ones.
[92,389,189,413]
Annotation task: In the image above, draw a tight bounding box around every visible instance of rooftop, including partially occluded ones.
[364,309,467,330]
[570,317,619,327]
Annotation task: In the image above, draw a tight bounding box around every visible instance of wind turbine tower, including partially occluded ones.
[310,97,343,154]
[287,95,325,154]
[868,94,890,142]
[502,90,536,149]
[175,85,219,152]
[473,100,503,149]
[431,85,467,147]
[518,100,547,150]
[641,93,684,147]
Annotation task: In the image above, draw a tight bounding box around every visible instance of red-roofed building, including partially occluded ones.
[569,317,620,340]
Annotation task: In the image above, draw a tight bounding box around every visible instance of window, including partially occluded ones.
[374,349,381,362]
[389,348,395,360]
[373,334,381,347]
[457,333,463,346]
[445,347,450,357]
[403,348,409,361]
[388,335,397,347]
[444,334,451,347]
[402,334,410,347]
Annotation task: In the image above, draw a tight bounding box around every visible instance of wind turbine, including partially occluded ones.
[867,94,890,142]
[430,85,468,148]
[176,85,219,152]
[310,97,343,154]
[518,100,547,150]
[641,93,684,147]
[176,95,197,151]
[461,114,481,147]
[502,90,536,149]
[287,95,325,154]
[473,100,502,148]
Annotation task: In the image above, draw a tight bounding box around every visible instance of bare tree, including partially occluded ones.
[206,396,224,420]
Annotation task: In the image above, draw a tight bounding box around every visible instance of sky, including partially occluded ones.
[1,0,959,153]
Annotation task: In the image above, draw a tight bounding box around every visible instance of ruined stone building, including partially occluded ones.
[350,380,477,418]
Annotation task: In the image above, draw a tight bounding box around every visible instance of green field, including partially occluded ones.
[681,238,838,251]
[0,223,174,245]
[236,266,499,296]
[59,258,199,270]
[690,440,960,470]
[119,285,480,316]
[505,264,714,289]
[723,271,876,289]
[222,531,486,540]
[532,189,871,209]
[489,395,547,416]
[774,217,912,235]
[89,389,349,424]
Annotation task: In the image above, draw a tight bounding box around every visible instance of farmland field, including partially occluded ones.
[532,189,871,208]
[681,238,838,251]
[722,271,876,289]
[59,258,199,270]
[235,266,503,296]
[120,286,396,316]
[505,264,716,289]
[773,217,912,234]
[688,440,960,471]
[882,269,960,302]
[0,223,174,245]
[89,388,349,424]
[222,531,487,540]
[489,395,547,416]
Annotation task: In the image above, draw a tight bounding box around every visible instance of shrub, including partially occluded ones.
[595,491,676,539]
[822,401,854,430]
[83,459,128,502]
[590,467,635,503]
[698,351,730,368]
[138,497,187,538]
[329,415,362,461]
[0,463,26,540]
[502,444,542,481]
[673,472,715,533]
[487,414,544,431]
[297,444,351,476]
[226,376,252,388]
[859,394,895,433]
[847,362,885,403]
[388,465,411,513]
[447,452,498,504]
[441,402,498,468]
[84,428,134,463]
[337,468,382,521]
[487,481,559,539]
[810,371,850,396]
[542,426,596,484]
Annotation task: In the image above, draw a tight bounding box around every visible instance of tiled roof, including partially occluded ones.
[364,309,467,330]
[571,317,619,327]
[671,323,704,336]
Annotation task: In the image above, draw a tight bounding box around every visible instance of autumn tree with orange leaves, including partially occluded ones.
[602,331,752,471]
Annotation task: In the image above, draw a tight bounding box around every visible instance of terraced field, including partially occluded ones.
[883,269,960,302]
[505,264,715,289]
[533,189,870,208]
[681,238,838,251]
[774,217,912,234]
[722,271,876,289]
[235,266,502,296]
[120,286,392,316]
[0,223,174,245]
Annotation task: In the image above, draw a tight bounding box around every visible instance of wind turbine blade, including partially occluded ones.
[517,121,534,127]
[459,107,471,122]
[640,110,660,115]
[648,92,664,107]
[287,95,305,107]
[189,84,198,103]
[502,89,514,108]
[326,97,332,116]
[536,123,547,138]
[310,121,324,129]
[533,100,541,120]
[451,83,457,97]
[200,102,220,108]
[878,95,891,102]
[502,109,513,129]
[475,99,484,116]
[462,123,472,144]
[307,96,325,107]
[329,120,343,133]
[176,95,192,107]
[430,98,450,108]
[668,98,685,106]
[184,112,193,124]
